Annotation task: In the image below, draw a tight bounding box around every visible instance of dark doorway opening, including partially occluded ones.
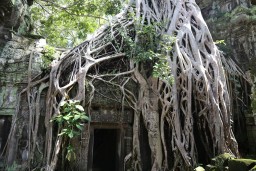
[0,116,11,155]
[92,129,120,171]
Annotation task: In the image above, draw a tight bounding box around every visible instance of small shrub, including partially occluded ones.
[41,45,56,69]
[51,100,90,161]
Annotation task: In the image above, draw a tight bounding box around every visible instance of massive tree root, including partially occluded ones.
[5,0,247,170]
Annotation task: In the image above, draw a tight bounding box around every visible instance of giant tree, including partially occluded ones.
[6,0,246,170]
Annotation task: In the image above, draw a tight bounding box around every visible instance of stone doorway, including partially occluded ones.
[88,125,123,171]
[0,116,11,155]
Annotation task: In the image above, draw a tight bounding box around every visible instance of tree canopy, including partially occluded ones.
[31,0,123,47]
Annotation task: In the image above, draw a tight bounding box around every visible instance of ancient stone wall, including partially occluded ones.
[0,36,48,167]
[0,0,33,53]
[0,0,36,116]
[197,0,256,154]
[0,0,40,165]
[196,0,251,18]
[0,36,43,116]
[73,79,135,171]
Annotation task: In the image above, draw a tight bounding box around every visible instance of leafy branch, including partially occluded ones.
[120,22,175,84]
[51,100,90,161]
[31,0,123,47]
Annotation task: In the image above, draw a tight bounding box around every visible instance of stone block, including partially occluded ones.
[0,108,15,116]
[228,159,256,171]
[205,164,217,171]
[194,166,205,171]
[0,84,18,109]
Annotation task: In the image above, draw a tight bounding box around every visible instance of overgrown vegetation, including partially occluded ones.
[41,45,56,69]
[4,0,249,170]
[120,21,175,83]
[51,100,90,161]
[194,153,256,171]
[31,0,123,47]
[6,162,18,171]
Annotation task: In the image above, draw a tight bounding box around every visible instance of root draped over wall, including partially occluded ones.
[5,0,249,170]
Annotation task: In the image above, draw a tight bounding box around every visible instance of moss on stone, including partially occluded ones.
[205,155,256,171]
[228,159,256,171]
[205,164,217,171]
[210,153,234,171]
[41,45,56,69]
[250,165,256,171]
[195,166,205,171]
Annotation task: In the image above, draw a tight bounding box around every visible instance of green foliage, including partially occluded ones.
[214,39,232,55]
[134,24,159,61]
[41,45,56,69]
[66,145,76,161]
[214,40,226,45]
[118,21,160,60]
[213,153,234,171]
[31,0,123,47]
[6,162,18,171]
[229,158,256,171]
[152,35,175,84]
[152,56,173,84]
[51,100,90,161]
[120,22,175,84]
[199,154,256,171]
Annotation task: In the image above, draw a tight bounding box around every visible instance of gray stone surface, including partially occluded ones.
[0,36,44,115]
[196,0,251,18]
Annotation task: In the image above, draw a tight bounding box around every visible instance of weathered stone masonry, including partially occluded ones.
[197,0,256,154]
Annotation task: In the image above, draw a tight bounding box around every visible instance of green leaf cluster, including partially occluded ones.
[152,35,175,84]
[214,39,226,45]
[66,145,76,161]
[31,0,123,47]
[41,45,56,69]
[120,23,159,61]
[214,39,231,54]
[51,100,90,161]
[120,22,175,84]
[6,161,18,171]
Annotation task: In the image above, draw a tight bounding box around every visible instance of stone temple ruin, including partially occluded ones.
[0,0,256,170]
[0,34,135,170]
